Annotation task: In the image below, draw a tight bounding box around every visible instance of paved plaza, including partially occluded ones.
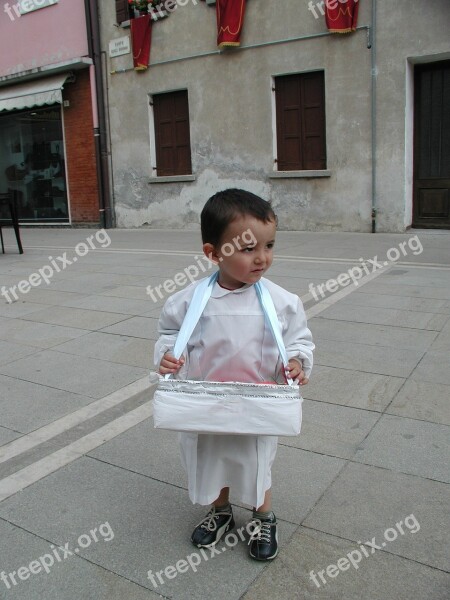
[0,226,449,599]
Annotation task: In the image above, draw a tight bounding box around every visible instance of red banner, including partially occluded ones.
[131,14,152,70]
[325,0,359,33]
[216,0,246,48]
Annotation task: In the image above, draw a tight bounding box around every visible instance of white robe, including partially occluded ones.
[154,277,314,507]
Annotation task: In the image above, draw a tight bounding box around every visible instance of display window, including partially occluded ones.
[0,106,69,223]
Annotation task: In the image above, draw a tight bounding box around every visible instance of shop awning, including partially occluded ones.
[0,73,69,112]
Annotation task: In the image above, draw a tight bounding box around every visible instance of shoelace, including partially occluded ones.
[247,519,273,544]
[196,507,230,532]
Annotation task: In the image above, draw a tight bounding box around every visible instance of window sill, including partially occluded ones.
[269,170,331,179]
[148,175,196,184]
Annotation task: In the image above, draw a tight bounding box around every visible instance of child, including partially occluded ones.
[154,189,314,561]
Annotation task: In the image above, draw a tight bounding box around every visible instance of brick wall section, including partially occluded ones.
[62,69,100,224]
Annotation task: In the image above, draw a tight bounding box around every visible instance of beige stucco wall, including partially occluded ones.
[100,0,449,232]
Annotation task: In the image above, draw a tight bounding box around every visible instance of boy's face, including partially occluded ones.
[203,216,276,289]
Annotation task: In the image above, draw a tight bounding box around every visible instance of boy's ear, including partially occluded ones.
[203,242,219,265]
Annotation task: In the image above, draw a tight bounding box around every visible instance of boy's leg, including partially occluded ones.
[254,488,271,512]
[191,487,234,548]
[248,488,278,561]
[213,487,230,508]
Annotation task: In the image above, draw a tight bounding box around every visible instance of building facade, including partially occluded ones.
[101,0,449,232]
[0,0,110,226]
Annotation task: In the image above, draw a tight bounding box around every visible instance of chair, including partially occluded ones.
[0,191,24,254]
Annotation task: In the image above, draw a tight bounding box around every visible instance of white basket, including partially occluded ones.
[153,378,302,436]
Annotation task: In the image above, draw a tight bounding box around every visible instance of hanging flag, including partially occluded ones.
[325,0,360,33]
[131,14,152,70]
[216,0,246,48]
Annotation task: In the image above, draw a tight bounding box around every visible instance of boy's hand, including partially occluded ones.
[286,359,309,385]
[159,352,185,375]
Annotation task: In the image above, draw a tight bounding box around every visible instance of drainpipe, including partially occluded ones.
[85,0,112,228]
[371,0,377,233]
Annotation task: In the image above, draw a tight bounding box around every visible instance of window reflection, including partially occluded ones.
[0,106,69,223]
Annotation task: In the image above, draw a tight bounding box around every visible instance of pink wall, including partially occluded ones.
[0,0,89,77]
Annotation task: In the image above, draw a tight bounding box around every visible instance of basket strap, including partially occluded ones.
[255,281,294,386]
[170,272,218,362]
[167,271,294,386]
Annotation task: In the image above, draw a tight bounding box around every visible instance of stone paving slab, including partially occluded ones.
[280,400,380,459]
[0,340,38,366]
[410,350,450,385]
[242,527,450,600]
[21,306,130,331]
[0,301,51,319]
[60,295,154,316]
[314,338,424,378]
[6,288,89,307]
[340,291,450,314]
[303,365,404,412]
[314,304,448,331]
[386,380,450,426]
[357,281,450,300]
[0,519,160,600]
[0,426,20,447]
[0,457,297,600]
[52,332,153,370]
[0,375,94,433]
[353,414,450,482]
[100,316,159,340]
[0,351,147,398]
[99,285,151,301]
[309,318,437,350]
[0,317,90,349]
[303,462,449,571]
[430,319,450,351]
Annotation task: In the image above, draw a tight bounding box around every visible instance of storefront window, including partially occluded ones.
[0,106,69,223]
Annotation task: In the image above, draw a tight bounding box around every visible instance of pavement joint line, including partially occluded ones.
[0,376,152,465]
[0,400,154,504]
[16,246,450,269]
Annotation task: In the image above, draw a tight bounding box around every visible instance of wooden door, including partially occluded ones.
[413,61,450,228]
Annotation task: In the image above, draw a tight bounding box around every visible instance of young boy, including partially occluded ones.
[154,189,314,561]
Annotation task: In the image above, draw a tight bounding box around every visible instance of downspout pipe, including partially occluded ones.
[85,0,112,228]
[371,0,377,233]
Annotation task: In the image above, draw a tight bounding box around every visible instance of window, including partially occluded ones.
[115,0,132,24]
[152,90,192,176]
[275,71,326,171]
[0,107,68,223]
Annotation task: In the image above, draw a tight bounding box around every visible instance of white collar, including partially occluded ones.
[210,282,254,298]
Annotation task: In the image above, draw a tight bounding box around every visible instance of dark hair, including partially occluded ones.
[201,188,277,246]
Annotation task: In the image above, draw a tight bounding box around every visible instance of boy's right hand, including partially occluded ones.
[159,352,185,375]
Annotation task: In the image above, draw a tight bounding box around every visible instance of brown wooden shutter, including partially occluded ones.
[275,72,326,170]
[153,90,192,176]
[115,0,130,24]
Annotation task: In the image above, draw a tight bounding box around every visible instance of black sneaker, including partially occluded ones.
[191,505,235,548]
[248,513,278,561]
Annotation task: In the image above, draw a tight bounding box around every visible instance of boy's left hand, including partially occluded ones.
[286,359,309,385]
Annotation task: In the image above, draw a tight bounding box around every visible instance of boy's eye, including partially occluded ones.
[267,243,274,249]
[242,246,255,252]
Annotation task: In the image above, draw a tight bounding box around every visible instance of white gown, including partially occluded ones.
[154,277,314,507]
